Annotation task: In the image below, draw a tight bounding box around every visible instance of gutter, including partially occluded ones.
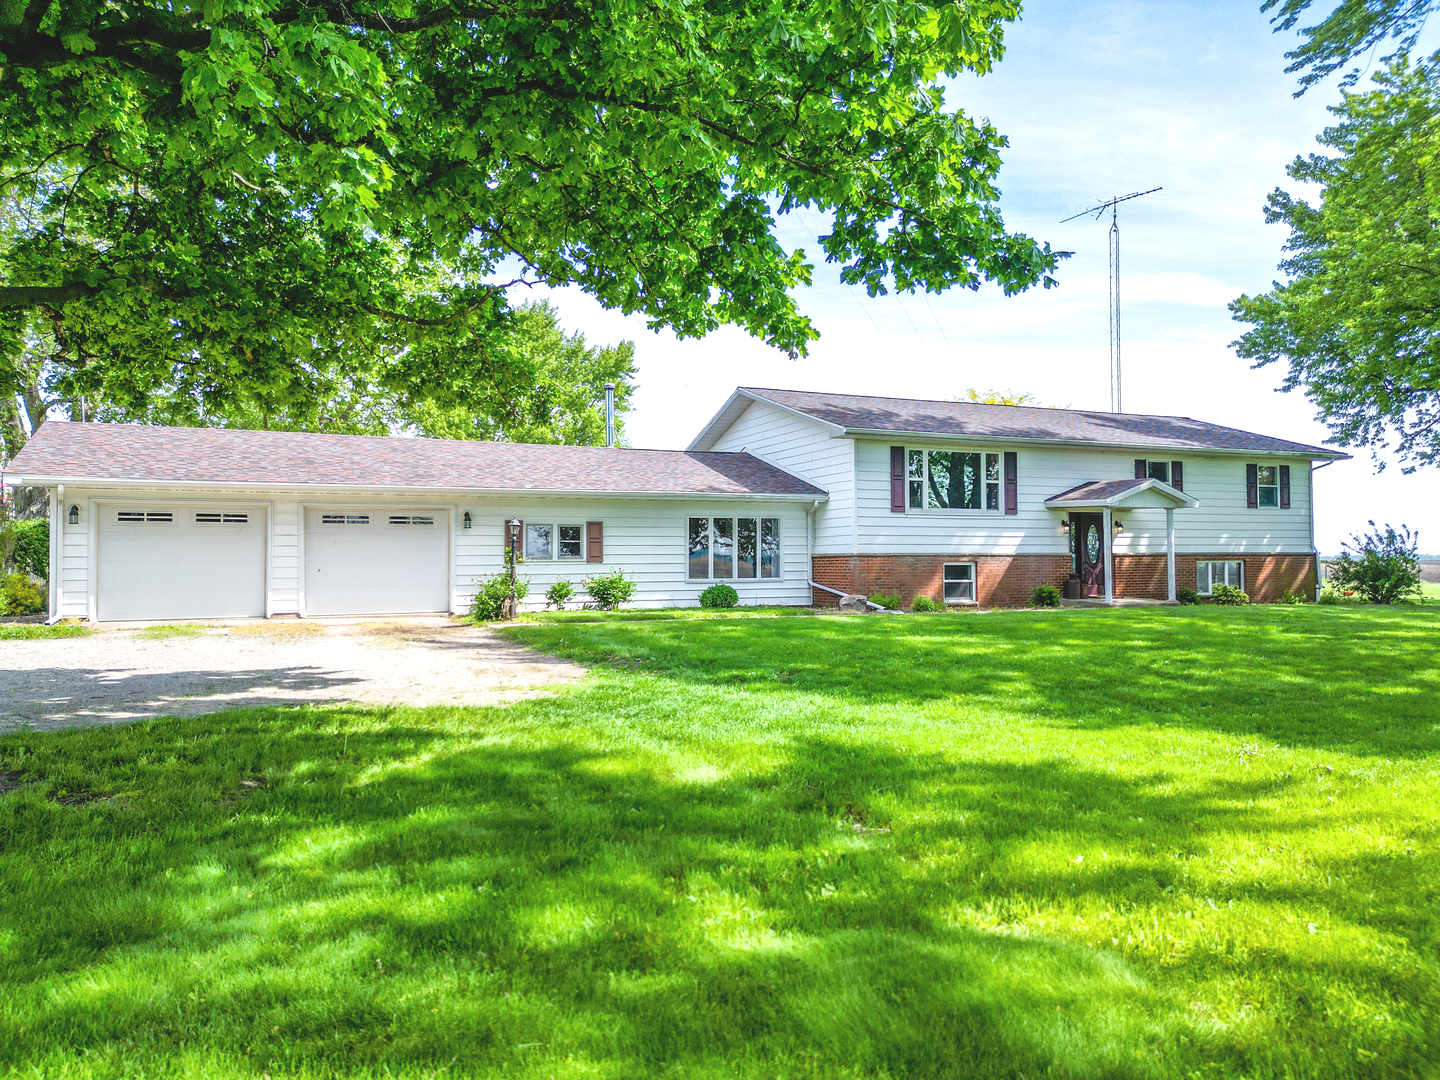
[838,427,1351,461]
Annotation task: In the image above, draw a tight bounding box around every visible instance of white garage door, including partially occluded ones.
[304,509,450,616]
[98,505,266,622]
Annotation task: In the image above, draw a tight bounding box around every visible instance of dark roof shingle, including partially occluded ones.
[5,423,827,497]
[744,388,1347,458]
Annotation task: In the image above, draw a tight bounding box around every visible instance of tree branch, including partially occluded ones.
[0,283,101,308]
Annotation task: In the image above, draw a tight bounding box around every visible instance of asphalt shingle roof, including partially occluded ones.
[1045,479,1154,503]
[5,422,828,497]
[744,388,1347,458]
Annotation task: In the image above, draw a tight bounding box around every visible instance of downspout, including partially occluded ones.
[808,579,893,612]
[46,484,63,623]
[1309,460,1336,599]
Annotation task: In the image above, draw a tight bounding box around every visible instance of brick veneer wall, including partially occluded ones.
[813,552,1317,607]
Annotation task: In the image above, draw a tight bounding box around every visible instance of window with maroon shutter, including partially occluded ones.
[586,521,604,562]
[1134,459,1146,480]
[1170,461,1184,491]
[1246,464,1259,508]
[890,446,906,512]
[1279,465,1291,509]
[1003,452,1018,515]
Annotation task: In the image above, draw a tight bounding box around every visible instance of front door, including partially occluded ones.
[1071,513,1105,597]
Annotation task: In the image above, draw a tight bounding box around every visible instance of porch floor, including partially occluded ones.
[1058,597,1178,608]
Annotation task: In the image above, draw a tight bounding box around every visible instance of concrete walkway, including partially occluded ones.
[0,619,586,732]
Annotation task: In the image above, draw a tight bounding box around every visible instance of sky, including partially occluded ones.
[511,0,1438,555]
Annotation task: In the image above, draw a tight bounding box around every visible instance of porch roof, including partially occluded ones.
[1043,478,1198,510]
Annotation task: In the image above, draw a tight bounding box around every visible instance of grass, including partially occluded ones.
[0,622,87,640]
[136,622,212,639]
[1,606,1437,1079]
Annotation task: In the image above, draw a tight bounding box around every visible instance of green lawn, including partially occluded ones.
[2,607,1438,1079]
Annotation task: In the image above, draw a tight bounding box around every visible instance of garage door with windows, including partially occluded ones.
[304,509,450,616]
[98,506,266,622]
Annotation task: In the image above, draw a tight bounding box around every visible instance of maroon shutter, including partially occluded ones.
[1279,465,1291,509]
[1170,461,1184,491]
[1134,459,1147,480]
[890,446,906,512]
[586,521,603,562]
[1003,451,1018,515]
[1246,464,1259,509]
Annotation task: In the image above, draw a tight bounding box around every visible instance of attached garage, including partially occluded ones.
[303,508,450,616]
[97,504,266,622]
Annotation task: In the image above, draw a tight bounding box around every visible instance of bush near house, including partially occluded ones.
[0,573,45,616]
[869,592,901,610]
[1209,583,1250,605]
[583,568,636,610]
[467,574,529,621]
[2,519,49,581]
[1030,584,1061,608]
[698,583,739,609]
[545,580,575,610]
[1327,521,1423,604]
[1177,587,1200,605]
[910,595,941,611]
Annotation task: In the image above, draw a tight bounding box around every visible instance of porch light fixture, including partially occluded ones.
[67,504,79,525]
[462,511,472,530]
[1060,519,1070,533]
[1113,520,1125,534]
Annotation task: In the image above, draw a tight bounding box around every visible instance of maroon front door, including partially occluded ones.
[1071,513,1105,597]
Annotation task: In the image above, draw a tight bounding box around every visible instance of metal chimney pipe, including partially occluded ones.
[604,382,615,447]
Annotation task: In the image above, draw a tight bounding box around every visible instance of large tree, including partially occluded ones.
[0,0,1063,417]
[1263,0,1440,94]
[1230,56,1440,469]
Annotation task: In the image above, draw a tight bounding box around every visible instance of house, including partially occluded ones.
[3,387,1346,622]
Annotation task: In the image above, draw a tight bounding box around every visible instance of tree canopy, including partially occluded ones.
[1230,56,1440,469]
[0,0,1063,423]
[1264,0,1440,94]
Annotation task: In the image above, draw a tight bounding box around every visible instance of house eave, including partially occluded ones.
[687,388,846,452]
[839,427,1350,460]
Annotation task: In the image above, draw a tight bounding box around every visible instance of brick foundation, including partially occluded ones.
[812,553,1317,607]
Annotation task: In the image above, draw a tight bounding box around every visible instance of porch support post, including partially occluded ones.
[1166,507,1177,603]
[1102,506,1114,605]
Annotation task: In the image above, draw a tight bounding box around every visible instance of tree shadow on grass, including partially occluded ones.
[511,606,1440,758]
[3,712,1435,1078]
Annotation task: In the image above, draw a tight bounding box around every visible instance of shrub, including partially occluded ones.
[1318,589,1340,606]
[468,574,529,621]
[1209,583,1250,606]
[870,592,901,611]
[0,573,46,616]
[910,595,940,612]
[1326,521,1422,604]
[545,579,575,609]
[1281,589,1310,605]
[1030,584,1061,608]
[699,583,739,609]
[584,568,636,610]
[1176,587,1200,605]
[2,519,49,580]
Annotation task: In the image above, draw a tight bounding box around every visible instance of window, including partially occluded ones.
[524,523,585,560]
[906,449,1001,511]
[321,513,369,525]
[195,512,249,524]
[1196,560,1243,595]
[688,517,780,579]
[117,510,174,523]
[1256,465,1279,507]
[943,562,976,604]
[1146,460,1169,483]
[388,515,434,526]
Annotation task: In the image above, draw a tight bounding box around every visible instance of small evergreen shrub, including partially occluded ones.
[1030,584,1061,608]
[1177,587,1200,605]
[699,583,739,609]
[584,568,636,610]
[1209,583,1250,606]
[910,595,940,612]
[870,592,901,611]
[545,579,575,609]
[468,574,529,621]
[0,573,46,616]
[1327,521,1422,604]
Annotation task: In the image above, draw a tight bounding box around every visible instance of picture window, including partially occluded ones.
[688,517,780,580]
[905,449,1002,511]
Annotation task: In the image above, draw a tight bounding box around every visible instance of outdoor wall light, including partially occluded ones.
[507,518,521,541]
[1113,520,1125,534]
[1060,519,1070,533]
[67,504,79,525]
[462,511,472,530]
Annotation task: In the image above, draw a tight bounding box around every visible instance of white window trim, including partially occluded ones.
[905,447,1003,514]
[1196,560,1244,596]
[523,522,587,561]
[943,561,978,605]
[686,515,782,582]
[1255,464,1281,508]
[1140,460,1171,483]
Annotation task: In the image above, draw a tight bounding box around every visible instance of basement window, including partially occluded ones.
[1196,560,1243,596]
[117,510,174,524]
[195,512,249,524]
[943,562,977,605]
[321,514,370,525]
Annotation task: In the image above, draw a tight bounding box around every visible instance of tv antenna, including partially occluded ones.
[1062,187,1161,413]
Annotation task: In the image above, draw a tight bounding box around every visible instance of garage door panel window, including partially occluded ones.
[388,514,435,526]
[321,513,370,525]
[116,510,174,524]
[688,517,780,580]
[195,512,250,524]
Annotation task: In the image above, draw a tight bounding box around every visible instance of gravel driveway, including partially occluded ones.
[0,619,586,732]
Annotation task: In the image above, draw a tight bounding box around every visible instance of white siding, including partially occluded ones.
[270,498,301,615]
[706,399,851,551]
[851,440,1316,556]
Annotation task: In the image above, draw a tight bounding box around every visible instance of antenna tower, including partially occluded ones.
[1062,187,1161,413]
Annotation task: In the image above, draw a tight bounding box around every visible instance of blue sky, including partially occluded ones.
[515,0,1436,555]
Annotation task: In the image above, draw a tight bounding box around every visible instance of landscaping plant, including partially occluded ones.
[583,569,636,610]
[1030,584,1061,608]
[869,592,902,611]
[0,573,45,616]
[467,573,529,621]
[1176,587,1200,605]
[698,584,739,609]
[1209,583,1250,605]
[910,595,941,612]
[545,580,575,610]
[1327,520,1423,603]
